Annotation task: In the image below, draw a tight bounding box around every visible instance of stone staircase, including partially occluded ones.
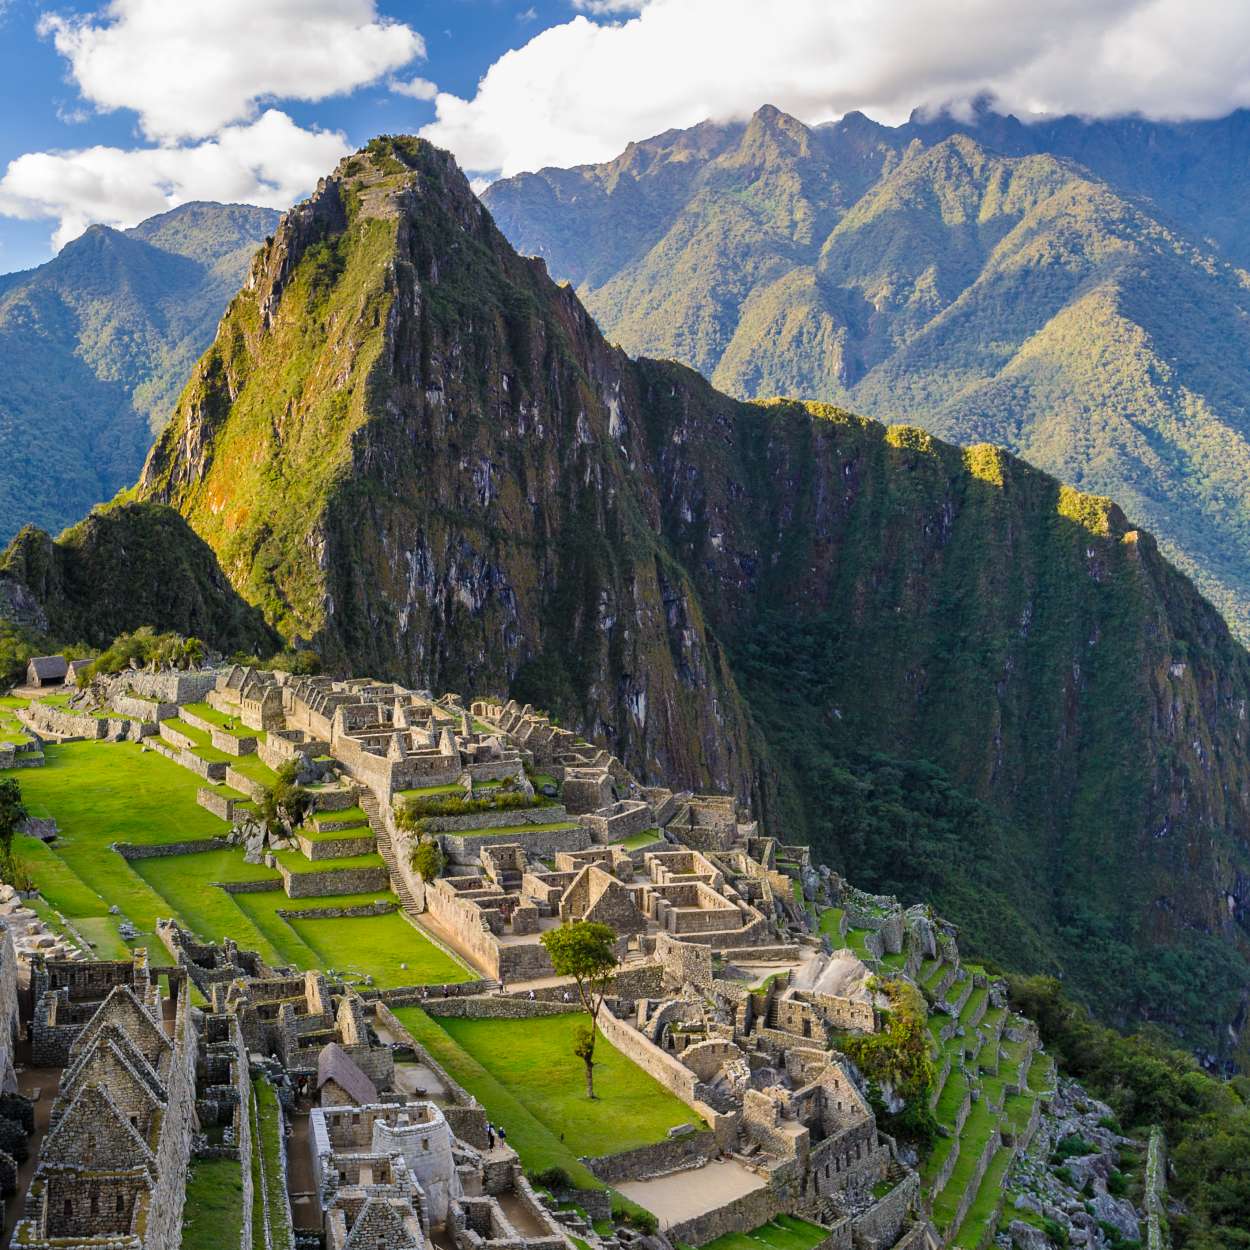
[360,789,420,916]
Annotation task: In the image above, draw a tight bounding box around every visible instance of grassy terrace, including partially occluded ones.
[619,828,663,850]
[460,821,580,838]
[952,1146,1013,1249]
[0,740,472,986]
[273,848,385,874]
[251,1078,294,1250]
[0,695,31,745]
[395,783,465,803]
[301,821,373,842]
[182,701,264,739]
[311,805,368,827]
[702,1216,833,1250]
[225,752,280,787]
[393,1009,695,1187]
[817,907,844,940]
[182,1156,246,1250]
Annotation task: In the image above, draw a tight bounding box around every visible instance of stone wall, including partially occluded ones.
[233,1015,256,1250]
[225,766,266,800]
[115,837,230,860]
[275,862,390,898]
[111,694,177,722]
[1145,1127,1167,1250]
[849,1173,919,1250]
[583,1130,715,1183]
[197,787,237,821]
[273,901,395,921]
[123,670,220,704]
[146,978,200,1250]
[297,832,376,860]
[422,996,574,1019]
[0,924,17,1092]
[666,1179,782,1246]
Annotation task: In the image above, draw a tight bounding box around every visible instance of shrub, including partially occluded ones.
[531,1166,574,1192]
[410,839,445,882]
[1053,1134,1097,1162]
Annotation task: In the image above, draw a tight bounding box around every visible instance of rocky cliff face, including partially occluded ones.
[137,137,1250,1053]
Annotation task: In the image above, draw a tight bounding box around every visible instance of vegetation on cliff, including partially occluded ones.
[484,104,1250,638]
[1010,975,1250,1249]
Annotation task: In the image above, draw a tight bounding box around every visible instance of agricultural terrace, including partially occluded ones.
[0,739,471,987]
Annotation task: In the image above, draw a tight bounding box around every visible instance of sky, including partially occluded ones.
[3,0,1250,273]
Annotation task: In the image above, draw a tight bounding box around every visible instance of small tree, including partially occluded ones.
[257,761,310,842]
[410,838,444,882]
[540,921,619,1099]
[0,779,27,884]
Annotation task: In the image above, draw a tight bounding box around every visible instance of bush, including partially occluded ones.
[410,839,445,882]
[1053,1134,1097,1161]
[531,1166,574,1192]
[398,788,552,832]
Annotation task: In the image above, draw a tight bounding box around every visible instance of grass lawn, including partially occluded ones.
[311,806,368,828]
[701,1216,832,1250]
[395,784,464,803]
[182,1156,246,1250]
[287,911,471,987]
[959,986,987,1027]
[816,907,844,941]
[394,1009,695,1176]
[619,829,663,850]
[934,1069,968,1127]
[922,1132,958,1185]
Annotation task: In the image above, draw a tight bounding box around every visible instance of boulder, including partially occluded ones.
[1090,1192,1140,1241]
[1009,1221,1053,1250]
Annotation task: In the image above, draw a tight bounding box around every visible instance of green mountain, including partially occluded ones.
[482,105,1250,639]
[0,201,279,543]
[90,136,1250,1058]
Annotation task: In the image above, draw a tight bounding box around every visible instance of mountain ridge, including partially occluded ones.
[0,200,279,544]
[483,103,1250,639]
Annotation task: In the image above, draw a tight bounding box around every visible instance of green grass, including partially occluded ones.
[182,1156,246,1250]
[311,805,367,827]
[619,828,663,850]
[273,849,385,874]
[922,1132,959,1185]
[226,753,280,787]
[38,692,74,708]
[959,986,987,1027]
[934,1068,969,1127]
[251,1078,293,1250]
[932,1100,998,1231]
[395,784,465,802]
[183,702,263,740]
[287,911,472,987]
[394,1009,695,1171]
[700,1215,832,1250]
[817,907,844,939]
[952,1145,1013,1248]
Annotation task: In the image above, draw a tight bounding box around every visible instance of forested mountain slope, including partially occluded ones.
[113,136,1250,1056]
[0,201,279,542]
[483,105,1250,638]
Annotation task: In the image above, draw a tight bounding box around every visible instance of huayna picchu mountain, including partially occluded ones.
[483,103,1250,643]
[6,135,1250,1058]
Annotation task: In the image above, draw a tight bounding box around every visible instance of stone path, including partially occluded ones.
[615,1159,768,1229]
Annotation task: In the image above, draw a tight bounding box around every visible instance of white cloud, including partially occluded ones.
[41,0,424,142]
[423,0,1250,178]
[0,110,350,251]
[391,75,439,101]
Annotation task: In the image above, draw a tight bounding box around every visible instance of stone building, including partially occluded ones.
[13,966,198,1250]
[24,655,67,687]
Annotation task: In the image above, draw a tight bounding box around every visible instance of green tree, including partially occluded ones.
[409,837,444,882]
[540,921,619,1099]
[0,779,27,883]
[256,761,310,842]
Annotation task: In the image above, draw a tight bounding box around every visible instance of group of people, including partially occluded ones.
[485,1121,508,1150]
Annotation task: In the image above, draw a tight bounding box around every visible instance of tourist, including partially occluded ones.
[487,1124,496,1149]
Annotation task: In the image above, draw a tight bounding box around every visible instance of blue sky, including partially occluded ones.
[0,0,576,272]
[2,0,1248,275]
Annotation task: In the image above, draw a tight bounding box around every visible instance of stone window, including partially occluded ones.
[63,1198,72,1220]
[116,1195,125,1214]
[422,1138,429,1151]
[91,1195,99,1216]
